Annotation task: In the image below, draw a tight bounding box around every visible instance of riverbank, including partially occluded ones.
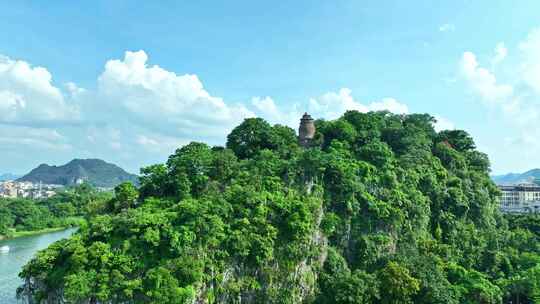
[0,227,77,304]
[0,225,81,241]
[12,227,73,238]
[1,227,70,240]
[0,217,84,240]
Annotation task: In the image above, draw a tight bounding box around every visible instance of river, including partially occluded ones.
[0,228,77,303]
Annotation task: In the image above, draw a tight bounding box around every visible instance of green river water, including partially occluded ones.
[0,228,76,303]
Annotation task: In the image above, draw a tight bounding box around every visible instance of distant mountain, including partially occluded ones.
[18,159,138,188]
[492,169,540,185]
[0,173,21,181]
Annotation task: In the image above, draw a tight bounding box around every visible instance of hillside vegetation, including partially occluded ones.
[18,159,139,188]
[18,111,540,303]
[0,184,112,238]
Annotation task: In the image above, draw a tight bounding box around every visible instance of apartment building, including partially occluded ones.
[499,183,540,213]
[0,181,60,199]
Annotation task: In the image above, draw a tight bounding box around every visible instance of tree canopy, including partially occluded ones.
[0,184,111,238]
[18,111,540,304]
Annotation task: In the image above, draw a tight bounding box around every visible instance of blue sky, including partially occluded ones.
[1,0,540,175]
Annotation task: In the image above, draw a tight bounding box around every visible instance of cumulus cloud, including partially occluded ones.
[0,91,25,122]
[460,51,513,102]
[492,42,508,65]
[519,29,540,94]
[433,115,455,132]
[439,23,455,32]
[136,133,188,153]
[251,96,284,122]
[460,50,519,118]
[0,50,415,173]
[367,98,409,114]
[64,82,86,99]
[251,89,409,130]
[308,88,369,119]
[0,55,78,124]
[307,88,408,120]
[0,125,71,151]
[459,29,540,170]
[97,50,253,140]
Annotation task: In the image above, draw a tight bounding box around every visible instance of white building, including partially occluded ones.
[0,181,61,199]
[499,183,540,213]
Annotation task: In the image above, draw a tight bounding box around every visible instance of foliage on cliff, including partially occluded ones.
[18,111,540,303]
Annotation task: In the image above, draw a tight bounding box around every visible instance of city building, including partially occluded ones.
[498,183,540,213]
[0,181,61,200]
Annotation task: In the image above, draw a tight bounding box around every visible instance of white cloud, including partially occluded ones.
[433,115,455,132]
[306,88,408,121]
[492,42,508,65]
[367,97,409,114]
[0,50,415,173]
[251,96,282,121]
[0,55,78,124]
[65,82,86,98]
[0,125,71,151]
[439,23,455,32]
[460,51,513,102]
[137,135,159,147]
[309,88,368,119]
[251,96,300,127]
[0,90,25,122]
[519,29,540,94]
[0,50,260,169]
[459,30,540,172]
[251,89,409,130]
[136,133,188,153]
[97,50,253,139]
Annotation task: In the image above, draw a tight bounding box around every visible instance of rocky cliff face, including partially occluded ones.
[194,202,327,304]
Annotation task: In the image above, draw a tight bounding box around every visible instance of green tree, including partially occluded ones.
[111,182,138,212]
[377,262,420,304]
[226,118,277,159]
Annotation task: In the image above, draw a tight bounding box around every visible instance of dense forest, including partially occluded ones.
[0,184,111,238]
[17,111,540,303]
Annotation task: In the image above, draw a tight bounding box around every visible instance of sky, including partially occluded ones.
[1,0,540,175]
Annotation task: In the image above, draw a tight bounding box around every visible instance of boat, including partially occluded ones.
[0,245,9,253]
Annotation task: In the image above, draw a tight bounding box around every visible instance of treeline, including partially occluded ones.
[0,184,112,238]
[17,111,540,303]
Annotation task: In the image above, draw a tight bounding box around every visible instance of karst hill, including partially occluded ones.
[18,158,138,188]
[18,111,538,304]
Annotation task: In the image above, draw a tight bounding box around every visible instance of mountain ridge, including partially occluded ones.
[0,173,21,181]
[491,168,540,185]
[17,158,138,188]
